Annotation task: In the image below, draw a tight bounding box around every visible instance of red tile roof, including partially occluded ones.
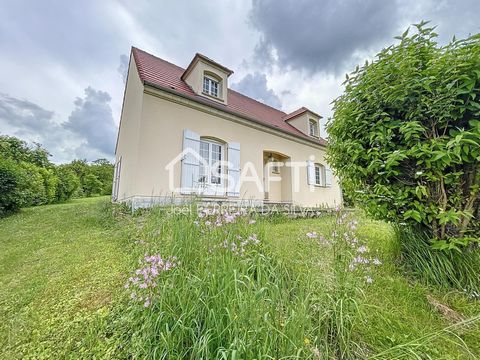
[182,53,234,79]
[283,106,322,121]
[131,47,327,146]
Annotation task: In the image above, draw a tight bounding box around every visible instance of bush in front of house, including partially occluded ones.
[327,23,480,291]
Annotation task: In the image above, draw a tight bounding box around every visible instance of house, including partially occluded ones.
[113,47,342,208]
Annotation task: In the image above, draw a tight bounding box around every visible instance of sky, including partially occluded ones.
[0,0,479,163]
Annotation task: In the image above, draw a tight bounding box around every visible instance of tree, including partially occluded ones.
[0,136,51,167]
[55,166,80,202]
[83,173,103,196]
[90,158,114,195]
[327,23,479,250]
[0,158,23,216]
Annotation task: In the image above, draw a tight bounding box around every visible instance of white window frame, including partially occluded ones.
[309,119,319,138]
[314,163,325,186]
[112,157,122,201]
[203,75,220,98]
[198,138,224,191]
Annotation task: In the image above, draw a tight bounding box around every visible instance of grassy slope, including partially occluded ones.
[0,198,478,359]
[0,197,131,359]
[267,215,480,358]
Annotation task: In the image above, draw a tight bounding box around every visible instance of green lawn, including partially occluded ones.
[0,197,131,359]
[0,198,478,359]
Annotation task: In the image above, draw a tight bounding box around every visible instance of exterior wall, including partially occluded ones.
[182,59,229,104]
[114,54,144,200]
[124,88,342,208]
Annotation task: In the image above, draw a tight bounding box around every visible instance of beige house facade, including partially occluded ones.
[114,48,342,208]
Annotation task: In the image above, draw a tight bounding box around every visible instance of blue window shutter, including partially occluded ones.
[227,142,241,197]
[325,167,333,187]
[181,129,201,194]
[306,160,315,185]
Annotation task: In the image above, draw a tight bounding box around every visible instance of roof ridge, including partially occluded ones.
[228,88,286,115]
[132,47,186,72]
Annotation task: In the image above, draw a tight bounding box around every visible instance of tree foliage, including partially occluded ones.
[0,134,114,217]
[327,22,480,249]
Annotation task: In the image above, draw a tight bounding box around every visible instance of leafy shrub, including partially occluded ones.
[55,167,80,202]
[0,135,51,167]
[39,168,59,204]
[327,23,480,249]
[83,173,103,196]
[0,157,23,216]
[0,134,114,211]
[18,162,47,206]
[65,159,113,196]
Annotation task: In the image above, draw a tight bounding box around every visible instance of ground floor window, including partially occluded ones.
[199,139,223,185]
[314,163,325,186]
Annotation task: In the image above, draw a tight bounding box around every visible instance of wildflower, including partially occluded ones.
[126,254,178,307]
[306,231,318,239]
[248,234,260,245]
[144,298,151,307]
[304,337,311,345]
[205,220,211,226]
[357,245,368,253]
[224,214,235,223]
[193,220,199,226]
[373,258,382,265]
[365,276,373,284]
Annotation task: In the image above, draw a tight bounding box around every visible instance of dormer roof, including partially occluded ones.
[283,107,322,122]
[181,53,234,81]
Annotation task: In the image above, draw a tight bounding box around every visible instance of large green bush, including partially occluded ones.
[17,162,48,206]
[0,158,23,216]
[55,167,80,202]
[327,23,479,250]
[0,134,113,215]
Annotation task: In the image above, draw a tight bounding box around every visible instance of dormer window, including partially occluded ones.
[182,54,232,104]
[309,119,319,137]
[203,75,220,98]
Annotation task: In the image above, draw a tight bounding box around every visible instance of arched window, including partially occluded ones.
[199,137,224,186]
[202,72,222,98]
[314,163,325,186]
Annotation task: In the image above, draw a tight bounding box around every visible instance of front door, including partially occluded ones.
[199,139,224,196]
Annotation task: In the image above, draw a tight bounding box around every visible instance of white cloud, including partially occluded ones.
[0,0,479,161]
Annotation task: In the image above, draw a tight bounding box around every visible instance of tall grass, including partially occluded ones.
[397,225,480,296]
[91,205,478,359]
[118,207,319,359]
